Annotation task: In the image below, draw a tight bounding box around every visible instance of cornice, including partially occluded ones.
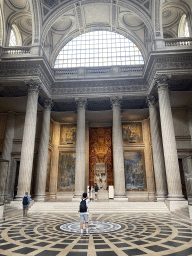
[146,51,192,93]
[0,58,53,98]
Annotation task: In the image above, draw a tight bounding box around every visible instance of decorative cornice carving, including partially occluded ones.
[52,83,148,95]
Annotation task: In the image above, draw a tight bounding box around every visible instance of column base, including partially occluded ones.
[34,195,47,202]
[148,192,155,201]
[114,195,128,202]
[165,199,188,212]
[189,205,192,219]
[156,193,167,202]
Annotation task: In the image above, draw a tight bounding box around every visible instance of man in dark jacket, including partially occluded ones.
[22,192,30,218]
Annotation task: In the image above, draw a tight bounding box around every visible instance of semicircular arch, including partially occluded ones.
[41,0,154,46]
[51,29,146,68]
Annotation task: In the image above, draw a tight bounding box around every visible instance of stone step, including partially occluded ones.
[29,202,170,213]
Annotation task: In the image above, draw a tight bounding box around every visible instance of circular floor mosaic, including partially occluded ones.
[60,221,121,233]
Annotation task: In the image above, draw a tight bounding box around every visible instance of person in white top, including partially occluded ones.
[79,192,90,236]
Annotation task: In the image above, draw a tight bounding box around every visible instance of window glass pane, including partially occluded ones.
[54,31,144,68]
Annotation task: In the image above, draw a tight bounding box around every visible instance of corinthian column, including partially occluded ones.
[49,122,60,198]
[16,80,40,199]
[35,99,52,201]
[156,75,184,205]
[0,111,15,203]
[147,96,167,201]
[110,97,126,199]
[74,98,87,198]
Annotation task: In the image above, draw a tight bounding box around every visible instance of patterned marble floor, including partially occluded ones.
[0,212,192,256]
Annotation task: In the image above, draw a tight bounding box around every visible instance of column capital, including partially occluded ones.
[146,95,158,107]
[154,74,171,91]
[25,79,40,94]
[43,98,52,110]
[75,97,87,109]
[110,96,122,109]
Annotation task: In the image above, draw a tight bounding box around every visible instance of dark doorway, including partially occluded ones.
[13,161,20,199]
[178,159,187,199]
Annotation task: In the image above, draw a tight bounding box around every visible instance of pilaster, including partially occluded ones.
[49,122,60,199]
[142,118,156,201]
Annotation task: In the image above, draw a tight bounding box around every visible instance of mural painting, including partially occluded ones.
[122,123,142,144]
[124,151,146,190]
[60,124,76,145]
[89,127,113,187]
[58,152,75,191]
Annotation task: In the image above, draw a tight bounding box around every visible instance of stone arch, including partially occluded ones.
[40,0,154,47]
[29,0,41,44]
[162,0,191,38]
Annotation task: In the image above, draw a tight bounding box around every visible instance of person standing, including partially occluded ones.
[79,192,90,236]
[22,192,30,218]
[94,183,99,200]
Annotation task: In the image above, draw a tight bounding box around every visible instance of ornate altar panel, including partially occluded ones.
[124,151,146,191]
[58,152,75,191]
[89,127,113,186]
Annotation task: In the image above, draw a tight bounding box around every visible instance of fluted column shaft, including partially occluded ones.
[0,112,15,203]
[142,119,156,201]
[157,80,183,200]
[111,97,125,197]
[74,98,86,197]
[16,82,39,199]
[49,122,60,197]
[35,99,52,201]
[187,107,192,146]
[148,98,167,201]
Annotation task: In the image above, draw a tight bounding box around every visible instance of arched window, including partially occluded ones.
[9,29,16,46]
[178,14,190,37]
[9,25,22,46]
[54,31,144,68]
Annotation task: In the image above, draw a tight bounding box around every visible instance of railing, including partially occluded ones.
[54,65,144,78]
[2,46,31,55]
[164,37,192,47]
[86,67,111,74]
[54,68,78,75]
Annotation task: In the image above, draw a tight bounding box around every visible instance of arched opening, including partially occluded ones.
[178,14,190,37]
[54,31,144,68]
[9,24,22,46]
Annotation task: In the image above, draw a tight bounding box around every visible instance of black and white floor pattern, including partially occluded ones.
[0,213,192,256]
